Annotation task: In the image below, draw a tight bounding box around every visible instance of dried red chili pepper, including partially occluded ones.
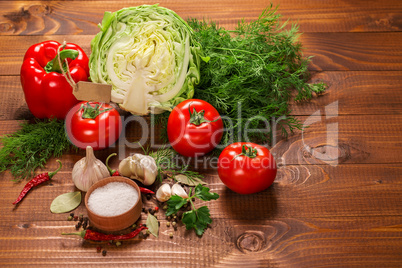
[139,187,155,194]
[13,160,62,205]
[62,225,147,241]
[106,153,155,195]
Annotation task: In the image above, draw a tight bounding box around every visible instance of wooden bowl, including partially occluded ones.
[84,176,142,232]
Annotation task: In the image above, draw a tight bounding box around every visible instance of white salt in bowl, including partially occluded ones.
[85,176,142,232]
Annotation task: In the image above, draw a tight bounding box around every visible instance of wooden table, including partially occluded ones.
[1,0,401,267]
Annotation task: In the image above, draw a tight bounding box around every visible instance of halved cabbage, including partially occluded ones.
[89,5,202,115]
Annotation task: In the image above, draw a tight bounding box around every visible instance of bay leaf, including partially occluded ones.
[50,191,82,213]
[175,174,207,187]
[146,213,159,238]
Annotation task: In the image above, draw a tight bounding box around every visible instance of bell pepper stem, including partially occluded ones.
[44,49,79,73]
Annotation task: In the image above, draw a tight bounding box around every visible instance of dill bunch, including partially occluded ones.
[187,5,326,146]
[0,119,72,181]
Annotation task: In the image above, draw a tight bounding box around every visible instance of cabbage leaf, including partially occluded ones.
[89,5,203,115]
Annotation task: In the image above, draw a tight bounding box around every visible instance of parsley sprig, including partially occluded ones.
[166,184,219,236]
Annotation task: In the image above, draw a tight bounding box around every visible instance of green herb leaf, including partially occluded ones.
[196,206,213,226]
[182,210,197,229]
[146,213,159,238]
[182,206,212,236]
[50,191,82,213]
[0,119,73,181]
[175,174,207,187]
[184,5,326,148]
[166,195,187,216]
[166,185,219,236]
[194,184,219,201]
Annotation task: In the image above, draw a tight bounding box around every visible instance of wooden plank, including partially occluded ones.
[302,32,402,71]
[1,71,401,121]
[290,71,402,116]
[0,165,401,266]
[0,217,399,267]
[1,32,402,76]
[1,114,401,166]
[1,164,401,222]
[0,0,401,35]
[271,115,402,165]
[0,217,400,266]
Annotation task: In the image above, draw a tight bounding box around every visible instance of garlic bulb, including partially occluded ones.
[156,183,172,202]
[72,146,110,192]
[171,183,188,199]
[118,153,158,186]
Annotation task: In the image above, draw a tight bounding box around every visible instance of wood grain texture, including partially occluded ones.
[0,164,401,267]
[2,32,402,76]
[1,164,401,222]
[0,0,401,35]
[1,70,401,121]
[0,0,401,267]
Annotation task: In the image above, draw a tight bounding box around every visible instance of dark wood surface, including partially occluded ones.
[0,0,401,267]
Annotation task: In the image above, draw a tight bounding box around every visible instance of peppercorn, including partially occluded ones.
[115,241,122,247]
[172,221,177,227]
[102,250,107,256]
[96,246,102,253]
[67,216,73,221]
[154,206,159,212]
[141,208,146,213]
[169,232,174,238]
[163,205,168,210]
[146,194,151,200]
[73,216,78,221]
[148,208,155,215]
[166,222,170,227]
[75,222,82,230]
[132,223,137,229]
[70,212,74,217]
[82,221,88,230]
[79,214,84,221]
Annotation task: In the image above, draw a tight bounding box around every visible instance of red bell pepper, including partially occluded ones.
[20,40,89,119]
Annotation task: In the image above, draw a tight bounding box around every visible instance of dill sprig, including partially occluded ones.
[149,146,204,183]
[0,119,72,181]
[186,5,326,146]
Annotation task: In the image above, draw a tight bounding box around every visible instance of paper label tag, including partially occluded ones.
[74,81,112,103]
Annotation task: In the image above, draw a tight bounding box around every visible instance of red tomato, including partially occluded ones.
[167,99,224,157]
[217,142,277,194]
[65,102,122,150]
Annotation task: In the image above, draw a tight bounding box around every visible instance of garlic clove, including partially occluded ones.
[156,183,172,202]
[118,153,158,186]
[171,183,188,199]
[118,158,132,178]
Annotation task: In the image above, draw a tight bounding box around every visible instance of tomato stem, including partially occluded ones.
[188,104,218,126]
[80,102,112,119]
[233,145,258,159]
